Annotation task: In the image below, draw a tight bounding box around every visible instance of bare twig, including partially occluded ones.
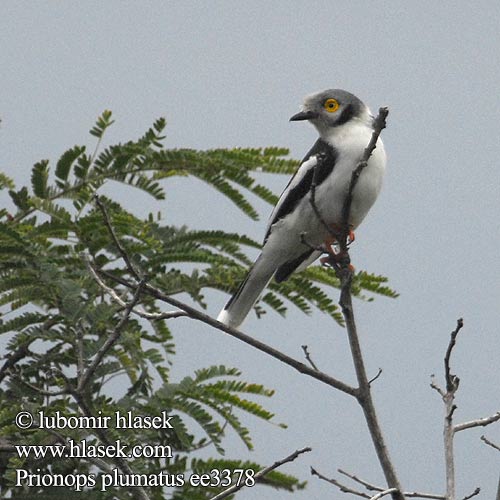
[334,469,445,500]
[336,266,404,500]
[368,368,383,386]
[399,492,445,499]
[480,435,500,452]
[433,318,467,500]
[454,412,500,432]
[371,489,399,500]
[338,468,382,491]
[208,447,312,500]
[311,467,370,498]
[430,375,445,397]
[444,318,463,392]
[460,487,480,500]
[301,345,319,371]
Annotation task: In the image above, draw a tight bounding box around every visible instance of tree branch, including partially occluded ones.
[444,318,463,393]
[208,447,312,500]
[371,489,400,500]
[338,468,382,491]
[339,107,389,251]
[311,467,370,498]
[454,412,500,433]
[93,194,142,280]
[70,390,150,500]
[77,280,144,393]
[318,107,404,500]
[301,345,319,371]
[480,435,500,452]
[96,268,359,397]
[432,318,469,500]
[460,487,480,500]
[86,258,187,320]
[327,468,445,500]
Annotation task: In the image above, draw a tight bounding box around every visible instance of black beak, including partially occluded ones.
[289,110,318,121]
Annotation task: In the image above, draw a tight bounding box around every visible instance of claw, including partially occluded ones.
[321,224,355,270]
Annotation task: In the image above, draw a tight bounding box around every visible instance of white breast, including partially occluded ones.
[261,118,386,267]
[316,119,386,229]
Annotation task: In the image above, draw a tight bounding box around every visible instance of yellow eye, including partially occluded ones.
[324,98,339,113]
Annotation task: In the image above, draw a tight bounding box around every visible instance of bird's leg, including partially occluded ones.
[320,223,355,270]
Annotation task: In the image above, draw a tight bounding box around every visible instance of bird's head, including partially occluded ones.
[290,89,370,136]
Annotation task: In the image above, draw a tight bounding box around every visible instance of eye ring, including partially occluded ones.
[324,98,339,113]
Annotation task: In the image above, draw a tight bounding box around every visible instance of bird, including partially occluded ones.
[217,89,386,328]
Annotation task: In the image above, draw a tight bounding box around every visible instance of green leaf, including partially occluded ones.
[0,172,15,190]
[55,145,86,185]
[8,186,30,211]
[31,160,50,198]
[89,109,114,138]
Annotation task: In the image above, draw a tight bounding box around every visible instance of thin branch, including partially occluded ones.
[454,412,500,433]
[98,268,359,397]
[0,344,31,384]
[93,194,142,280]
[0,317,57,384]
[337,266,404,500]
[340,107,389,250]
[71,390,150,500]
[208,447,312,500]
[400,492,445,499]
[437,318,466,500]
[77,280,144,392]
[75,325,85,386]
[430,375,445,397]
[86,258,187,320]
[301,345,319,371]
[444,318,464,392]
[460,487,480,500]
[337,469,445,500]
[315,106,403,500]
[368,368,383,386]
[338,468,382,491]
[371,489,399,500]
[12,375,70,397]
[480,435,500,452]
[311,467,370,498]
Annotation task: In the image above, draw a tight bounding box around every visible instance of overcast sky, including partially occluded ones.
[1,2,499,499]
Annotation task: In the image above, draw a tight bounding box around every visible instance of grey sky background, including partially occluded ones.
[1,2,499,499]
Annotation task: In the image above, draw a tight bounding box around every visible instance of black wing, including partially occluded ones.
[264,138,338,242]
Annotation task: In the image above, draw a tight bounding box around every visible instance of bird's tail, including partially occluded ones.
[217,254,275,329]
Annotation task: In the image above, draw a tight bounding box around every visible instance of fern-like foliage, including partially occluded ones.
[0,111,396,499]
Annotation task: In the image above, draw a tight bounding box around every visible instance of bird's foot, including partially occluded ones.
[320,241,355,271]
[320,252,355,271]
